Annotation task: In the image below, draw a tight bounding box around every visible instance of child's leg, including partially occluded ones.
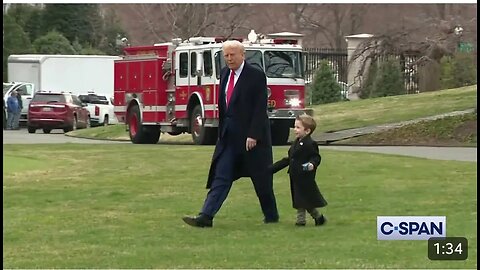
[296,208,306,226]
[307,208,321,219]
[307,208,326,226]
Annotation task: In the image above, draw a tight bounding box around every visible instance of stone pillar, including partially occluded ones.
[418,61,441,92]
[344,34,374,100]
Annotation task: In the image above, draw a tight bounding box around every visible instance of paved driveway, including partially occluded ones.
[3,128,476,162]
[2,128,126,144]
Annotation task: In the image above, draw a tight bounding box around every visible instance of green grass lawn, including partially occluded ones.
[70,85,477,142]
[313,85,477,132]
[3,144,477,268]
[341,112,477,146]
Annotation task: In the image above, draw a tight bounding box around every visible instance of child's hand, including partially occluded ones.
[307,163,314,171]
[302,162,314,171]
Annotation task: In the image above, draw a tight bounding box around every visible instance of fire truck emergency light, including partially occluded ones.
[248,30,258,43]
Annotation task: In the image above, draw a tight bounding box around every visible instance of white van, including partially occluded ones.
[3,82,36,124]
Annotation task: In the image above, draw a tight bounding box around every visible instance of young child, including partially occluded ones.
[271,114,328,226]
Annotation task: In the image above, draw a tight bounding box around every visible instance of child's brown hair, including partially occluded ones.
[296,114,317,134]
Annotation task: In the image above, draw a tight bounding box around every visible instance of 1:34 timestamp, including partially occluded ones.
[428,237,468,260]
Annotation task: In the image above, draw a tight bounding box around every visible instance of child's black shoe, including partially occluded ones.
[295,222,306,226]
[314,215,326,226]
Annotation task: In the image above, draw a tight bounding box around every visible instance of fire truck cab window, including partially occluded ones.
[191,52,197,77]
[264,51,304,79]
[245,50,264,71]
[214,51,225,79]
[203,50,213,77]
[179,52,188,78]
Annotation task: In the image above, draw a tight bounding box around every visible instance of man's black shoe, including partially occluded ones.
[182,215,213,228]
[314,215,326,226]
[263,218,279,224]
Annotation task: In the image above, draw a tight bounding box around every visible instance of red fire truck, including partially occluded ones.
[113,31,308,145]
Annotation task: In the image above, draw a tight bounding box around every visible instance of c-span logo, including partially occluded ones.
[377,216,446,240]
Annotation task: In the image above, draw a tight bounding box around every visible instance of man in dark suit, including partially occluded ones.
[182,40,279,227]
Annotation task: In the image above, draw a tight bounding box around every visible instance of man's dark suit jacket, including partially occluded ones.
[206,61,273,188]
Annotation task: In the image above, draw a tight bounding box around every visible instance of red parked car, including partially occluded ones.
[27,92,90,133]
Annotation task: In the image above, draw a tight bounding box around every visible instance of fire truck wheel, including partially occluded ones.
[143,126,161,144]
[190,105,217,145]
[128,105,160,144]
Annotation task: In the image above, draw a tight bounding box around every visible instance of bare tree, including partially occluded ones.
[128,4,214,41]
[349,12,477,94]
[210,4,252,38]
[349,4,368,35]
[105,3,476,51]
[421,4,454,20]
[113,3,251,44]
[128,4,165,42]
[295,4,367,48]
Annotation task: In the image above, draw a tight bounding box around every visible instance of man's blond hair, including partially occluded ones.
[222,40,245,53]
[296,114,317,133]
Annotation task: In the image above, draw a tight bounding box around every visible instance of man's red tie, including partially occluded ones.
[226,70,235,107]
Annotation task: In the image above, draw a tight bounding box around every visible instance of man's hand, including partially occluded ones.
[246,137,257,151]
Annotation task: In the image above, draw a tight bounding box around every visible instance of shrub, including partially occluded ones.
[440,52,477,89]
[310,60,343,104]
[361,57,405,98]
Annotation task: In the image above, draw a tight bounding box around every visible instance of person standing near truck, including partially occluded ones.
[14,90,23,129]
[6,91,20,130]
[3,99,7,130]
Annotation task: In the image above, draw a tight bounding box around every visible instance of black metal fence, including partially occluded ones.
[304,48,348,85]
[303,48,348,102]
[377,52,421,94]
[304,48,422,97]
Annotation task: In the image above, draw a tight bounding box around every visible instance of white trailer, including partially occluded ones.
[7,54,121,98]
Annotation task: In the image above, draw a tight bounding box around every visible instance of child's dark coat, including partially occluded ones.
[271,135,328,209]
